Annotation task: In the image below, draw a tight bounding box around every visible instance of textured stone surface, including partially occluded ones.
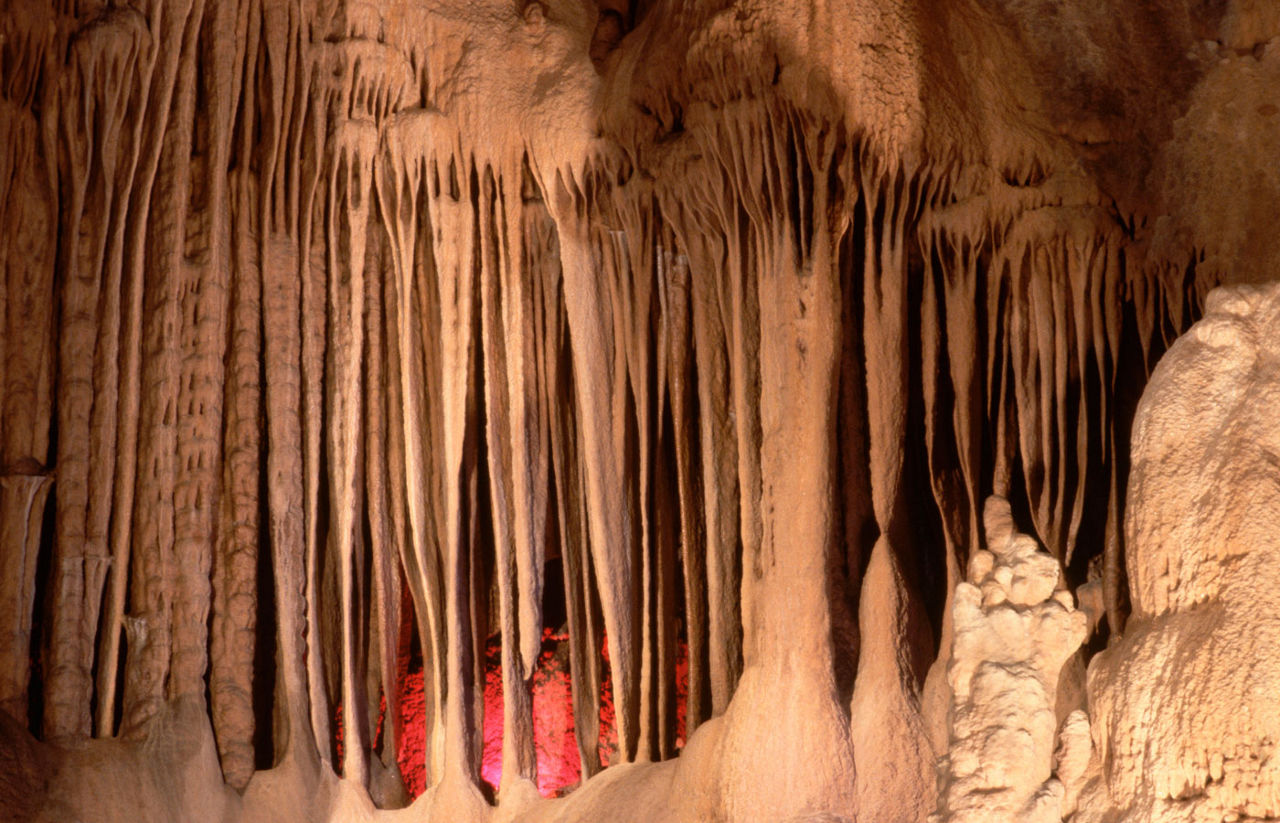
[0,0,1277,821]
[931,497,1088,823]
[1082,283,1280,823]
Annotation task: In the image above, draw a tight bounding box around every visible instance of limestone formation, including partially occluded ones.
[0,0,1277,821]
[931,496,1089,823]
[1081,282,1280,823]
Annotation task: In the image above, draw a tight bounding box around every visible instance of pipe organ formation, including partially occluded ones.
[1,0,1279,821]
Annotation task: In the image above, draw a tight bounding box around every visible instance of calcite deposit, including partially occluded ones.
[0,0,1278,821]
[931,496,1089,823]
[1079,283,1280,823]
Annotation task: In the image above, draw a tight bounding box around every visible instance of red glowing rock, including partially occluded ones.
[384,628,686,800]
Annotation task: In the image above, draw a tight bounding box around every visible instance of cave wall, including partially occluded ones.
[1,0,1278,821]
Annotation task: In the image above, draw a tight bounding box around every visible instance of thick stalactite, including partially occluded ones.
[1,0,1278,821]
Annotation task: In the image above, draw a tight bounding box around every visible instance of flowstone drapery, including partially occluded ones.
[1,1,1279,821]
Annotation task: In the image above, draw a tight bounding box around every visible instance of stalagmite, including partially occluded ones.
[848,162,938,823]
[931,496,1089,823]
[1083,283,1280,823]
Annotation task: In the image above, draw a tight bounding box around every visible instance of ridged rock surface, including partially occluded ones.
[0,0,1277,821]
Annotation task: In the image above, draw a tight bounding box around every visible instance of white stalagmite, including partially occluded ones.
[1082,283,1280,823]
[931,496,1089,823]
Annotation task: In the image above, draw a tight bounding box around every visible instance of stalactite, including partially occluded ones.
[668,200,743,717]
[45,8,150,740]
[171,0,231,711]
[833,212,872,707]
[548,172,642,765]
[376,111,454,786]
[413,128,487,808]
[1100,237,1127,636]
[920,220,984,562]
[704,111,765,676]
[712,105,861,820]
[325,115,378,786]
[206,0,262,785]
[916,222,962,749]
[91,1,166,741]
[0,2,56,723]
[0,474,52,719]
[260,233,319,766]
[465,445,489,783]
[657,241,703,741]
[299,69,331,768]
[363,195,404,793]
[653,416,680,759]
[122,0,204,736]
[313,34,415,783]
[480,162,536,791]
[254,0,320,762]
[210,164,263,788]
[599,195,662,761]
[848,159,938,823]
[541,230,605,778]
[508,169,552,709]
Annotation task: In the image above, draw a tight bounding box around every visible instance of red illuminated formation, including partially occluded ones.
[389,628,688,799]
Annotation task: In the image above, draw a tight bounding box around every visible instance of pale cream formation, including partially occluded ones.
[1080,283,1280,823]
[932,496,1089,823]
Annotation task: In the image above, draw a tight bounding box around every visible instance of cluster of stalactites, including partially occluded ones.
[0,0,1214,814]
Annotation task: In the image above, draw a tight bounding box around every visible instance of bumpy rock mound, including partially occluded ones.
[1083,283,1280,822]
[932,496,1088,823]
